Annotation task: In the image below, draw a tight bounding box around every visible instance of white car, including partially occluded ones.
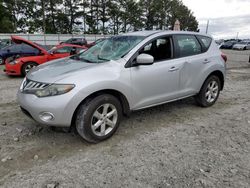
[233,42,250,50]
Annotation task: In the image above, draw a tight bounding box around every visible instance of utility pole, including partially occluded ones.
[206,20,209,34]
[236,32,239,40]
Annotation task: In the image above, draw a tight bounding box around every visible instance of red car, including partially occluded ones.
[4,36,87,76]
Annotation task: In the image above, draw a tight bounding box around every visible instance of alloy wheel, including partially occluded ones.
[24,64,36,74]
[91,103,118,137]
[205,80,219,103]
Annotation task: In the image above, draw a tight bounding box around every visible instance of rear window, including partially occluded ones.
[175,35,202,57]
[197,35,212,51]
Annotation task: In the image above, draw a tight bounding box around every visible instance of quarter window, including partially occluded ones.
[175,35,202,57]
[196,35,212,51]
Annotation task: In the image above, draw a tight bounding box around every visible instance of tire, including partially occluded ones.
[21,62,38,76]
[75,94,122,143]
[195,75,221,107]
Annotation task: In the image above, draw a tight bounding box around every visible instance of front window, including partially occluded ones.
[71,35,145,63]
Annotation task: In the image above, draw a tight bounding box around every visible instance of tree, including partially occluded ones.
[167,0,198,31]
[0,0,198,34]
[0,0,14,33]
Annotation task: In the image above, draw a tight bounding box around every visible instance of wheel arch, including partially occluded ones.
[21,61,38,75]
[70,89,130,127]
[205,70,224,91]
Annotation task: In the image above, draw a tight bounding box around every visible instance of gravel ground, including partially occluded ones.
[0,50,250,188]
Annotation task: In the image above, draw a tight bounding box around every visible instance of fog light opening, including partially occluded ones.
[39,112,54,122]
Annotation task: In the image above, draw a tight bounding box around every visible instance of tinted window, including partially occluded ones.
[20,44,39,53]
[139,36,172,61]
[8,44,22,52]
[175,35,202,57]
[197,35,212,51]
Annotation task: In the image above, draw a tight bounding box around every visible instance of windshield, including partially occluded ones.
[0,39,12,49]
[71,35,145,63]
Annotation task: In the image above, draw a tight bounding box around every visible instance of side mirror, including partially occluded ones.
[136,53,154,65]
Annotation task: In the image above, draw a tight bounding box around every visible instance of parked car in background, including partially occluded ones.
[17,30,226,143]
[0,36,40,65]
[232,41,250,50]
[220,41,237,49]
[60,37,87,46]
[4,37,87,76]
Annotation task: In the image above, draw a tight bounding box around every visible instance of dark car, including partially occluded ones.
[220,41,237,49]
[0,39,13,50]
[60,37,87,46]
[0,36,40,65]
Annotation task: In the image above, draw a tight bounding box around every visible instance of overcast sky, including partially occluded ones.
[182,0,250,39]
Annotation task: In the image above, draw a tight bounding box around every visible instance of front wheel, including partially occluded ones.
[75,94,122,143]
[21,62,38,76]
[195,75,221,107]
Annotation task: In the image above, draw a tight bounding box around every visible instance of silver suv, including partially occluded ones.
[17,31,227,143]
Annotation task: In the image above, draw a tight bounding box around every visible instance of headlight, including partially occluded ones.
[24,84,75,97]
[9,60,19,65]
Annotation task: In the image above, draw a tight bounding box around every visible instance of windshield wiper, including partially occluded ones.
[97,55,110,61]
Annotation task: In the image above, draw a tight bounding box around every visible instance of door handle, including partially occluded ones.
[203,59,211,64]
[169,66,179,72]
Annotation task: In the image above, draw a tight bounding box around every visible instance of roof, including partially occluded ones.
[120,30,212,38]
[121,30,163,37]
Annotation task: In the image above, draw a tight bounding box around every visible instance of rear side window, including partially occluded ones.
[197,35,212,51]
[175,35,202,57]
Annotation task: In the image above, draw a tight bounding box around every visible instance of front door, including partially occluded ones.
[48,46,72,61]
[130,36,183,110]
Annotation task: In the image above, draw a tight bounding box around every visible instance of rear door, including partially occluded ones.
[173,34,211,96]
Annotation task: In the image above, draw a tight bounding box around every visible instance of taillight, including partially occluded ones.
[221,53,227,63]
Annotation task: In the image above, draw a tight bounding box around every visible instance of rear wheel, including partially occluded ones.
[21,62,38,76]
[75,94,122,143]
[195,75,221,107]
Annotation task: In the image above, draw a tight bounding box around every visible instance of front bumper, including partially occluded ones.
[4,63,22,75]
[17,90,76,127]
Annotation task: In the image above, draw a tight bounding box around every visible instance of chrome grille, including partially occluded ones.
[23,79,49,90]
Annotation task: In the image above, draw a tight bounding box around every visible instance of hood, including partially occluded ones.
[27,57,99,83]
[11,36,48,54]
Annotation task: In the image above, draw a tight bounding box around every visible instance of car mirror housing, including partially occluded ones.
[136,53,154,65]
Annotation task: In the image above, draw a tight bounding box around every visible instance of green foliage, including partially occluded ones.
[0,0,198,34]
